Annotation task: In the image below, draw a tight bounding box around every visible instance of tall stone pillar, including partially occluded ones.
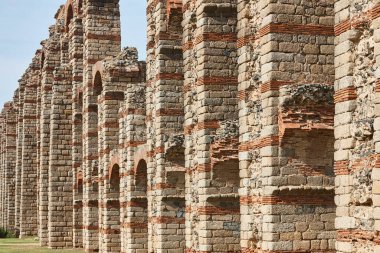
[39,25,61,247]
[120,77,147,253]
[47,8,74,246]
[69,10,85,249]
[0,111,5,230]
[20,54,41,237]
[182,0,240,252]
[82,0,121,251]
[48,63,73,248]
[4,103,17,233]
[146,0,186,251]
[335,1,380,252]
[14,84,24,233]
[236,0,336,252]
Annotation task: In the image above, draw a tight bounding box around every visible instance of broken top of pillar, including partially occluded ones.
[93,47,145,82]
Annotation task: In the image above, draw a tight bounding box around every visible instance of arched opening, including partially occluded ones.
[41,53,45,70]
[104,164,121,252]
[135,160,147,194]
[78,91,83,110]
[77,177,83,194]
[93,71,103,97]
[65,4,74,32]
[109,164,120,196]
[91,161,98,193]
[128,159,148,251]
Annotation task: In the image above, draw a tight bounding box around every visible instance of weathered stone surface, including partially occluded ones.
[0,0,379,252]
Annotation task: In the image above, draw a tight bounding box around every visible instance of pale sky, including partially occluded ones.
[0,0,147,107]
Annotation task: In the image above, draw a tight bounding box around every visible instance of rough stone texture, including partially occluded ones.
[0,0,378,252]
[335,0,380,252]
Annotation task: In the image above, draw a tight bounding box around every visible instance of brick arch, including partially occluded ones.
[40,52,45,70]
[108,153,121,180]
[92,61,104,84]
[133,145,149,173]
[92,61,104,96]
[65,2,74,32]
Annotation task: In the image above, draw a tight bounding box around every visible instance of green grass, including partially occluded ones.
[0,238,84,253]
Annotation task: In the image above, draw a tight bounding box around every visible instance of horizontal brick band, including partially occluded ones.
[260,80,293,93]
[86,33,121,42]
[156,73,184,81]
[184,76,238,92]
[155,32,182,41]
[119,109,145,118]
[197,206,240,215]
[152,183,175,190]
[122,141,146,149]
[24,99,37,104]
[260,23,334,37]
[83,225,99,231]
[99,200,120,209]
[122,222,148,229]
[237,34,256,48]
[262,195,334,206]
[194,32,237,46]
[98,91,125,102]
[74,225,84,230]
[184,120,220,135]
[120,200,147,208]
[335,155,380,175]
[23,115,37,120]
[83,200,98,208]
[338,229,380,245]
[98,120,119,130]
[237,23,333,50]
[334,86,357,103]
[239,136,280,152]
[335,4,380,36]
[156,108,183,117]
[147,146,165,157]
[99,228,120,235]
[83,131,98,139]
[240,195,334,206]
[150,216,185,224]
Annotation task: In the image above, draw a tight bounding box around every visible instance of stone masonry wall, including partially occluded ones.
[335,1,380,252]
[0,0,378,253]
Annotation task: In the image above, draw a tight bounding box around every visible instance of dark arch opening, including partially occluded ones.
[78,91,83,109]
[94,71,103,97]
[130,159,148,251]
[41,53,45,70]
[77,178,83,194]
[110,164,120,194]
[66,4,74,32]
[135,160,148,194]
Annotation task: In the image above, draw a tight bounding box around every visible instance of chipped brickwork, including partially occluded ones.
[0,0,377,252]
[335,1,380,252]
